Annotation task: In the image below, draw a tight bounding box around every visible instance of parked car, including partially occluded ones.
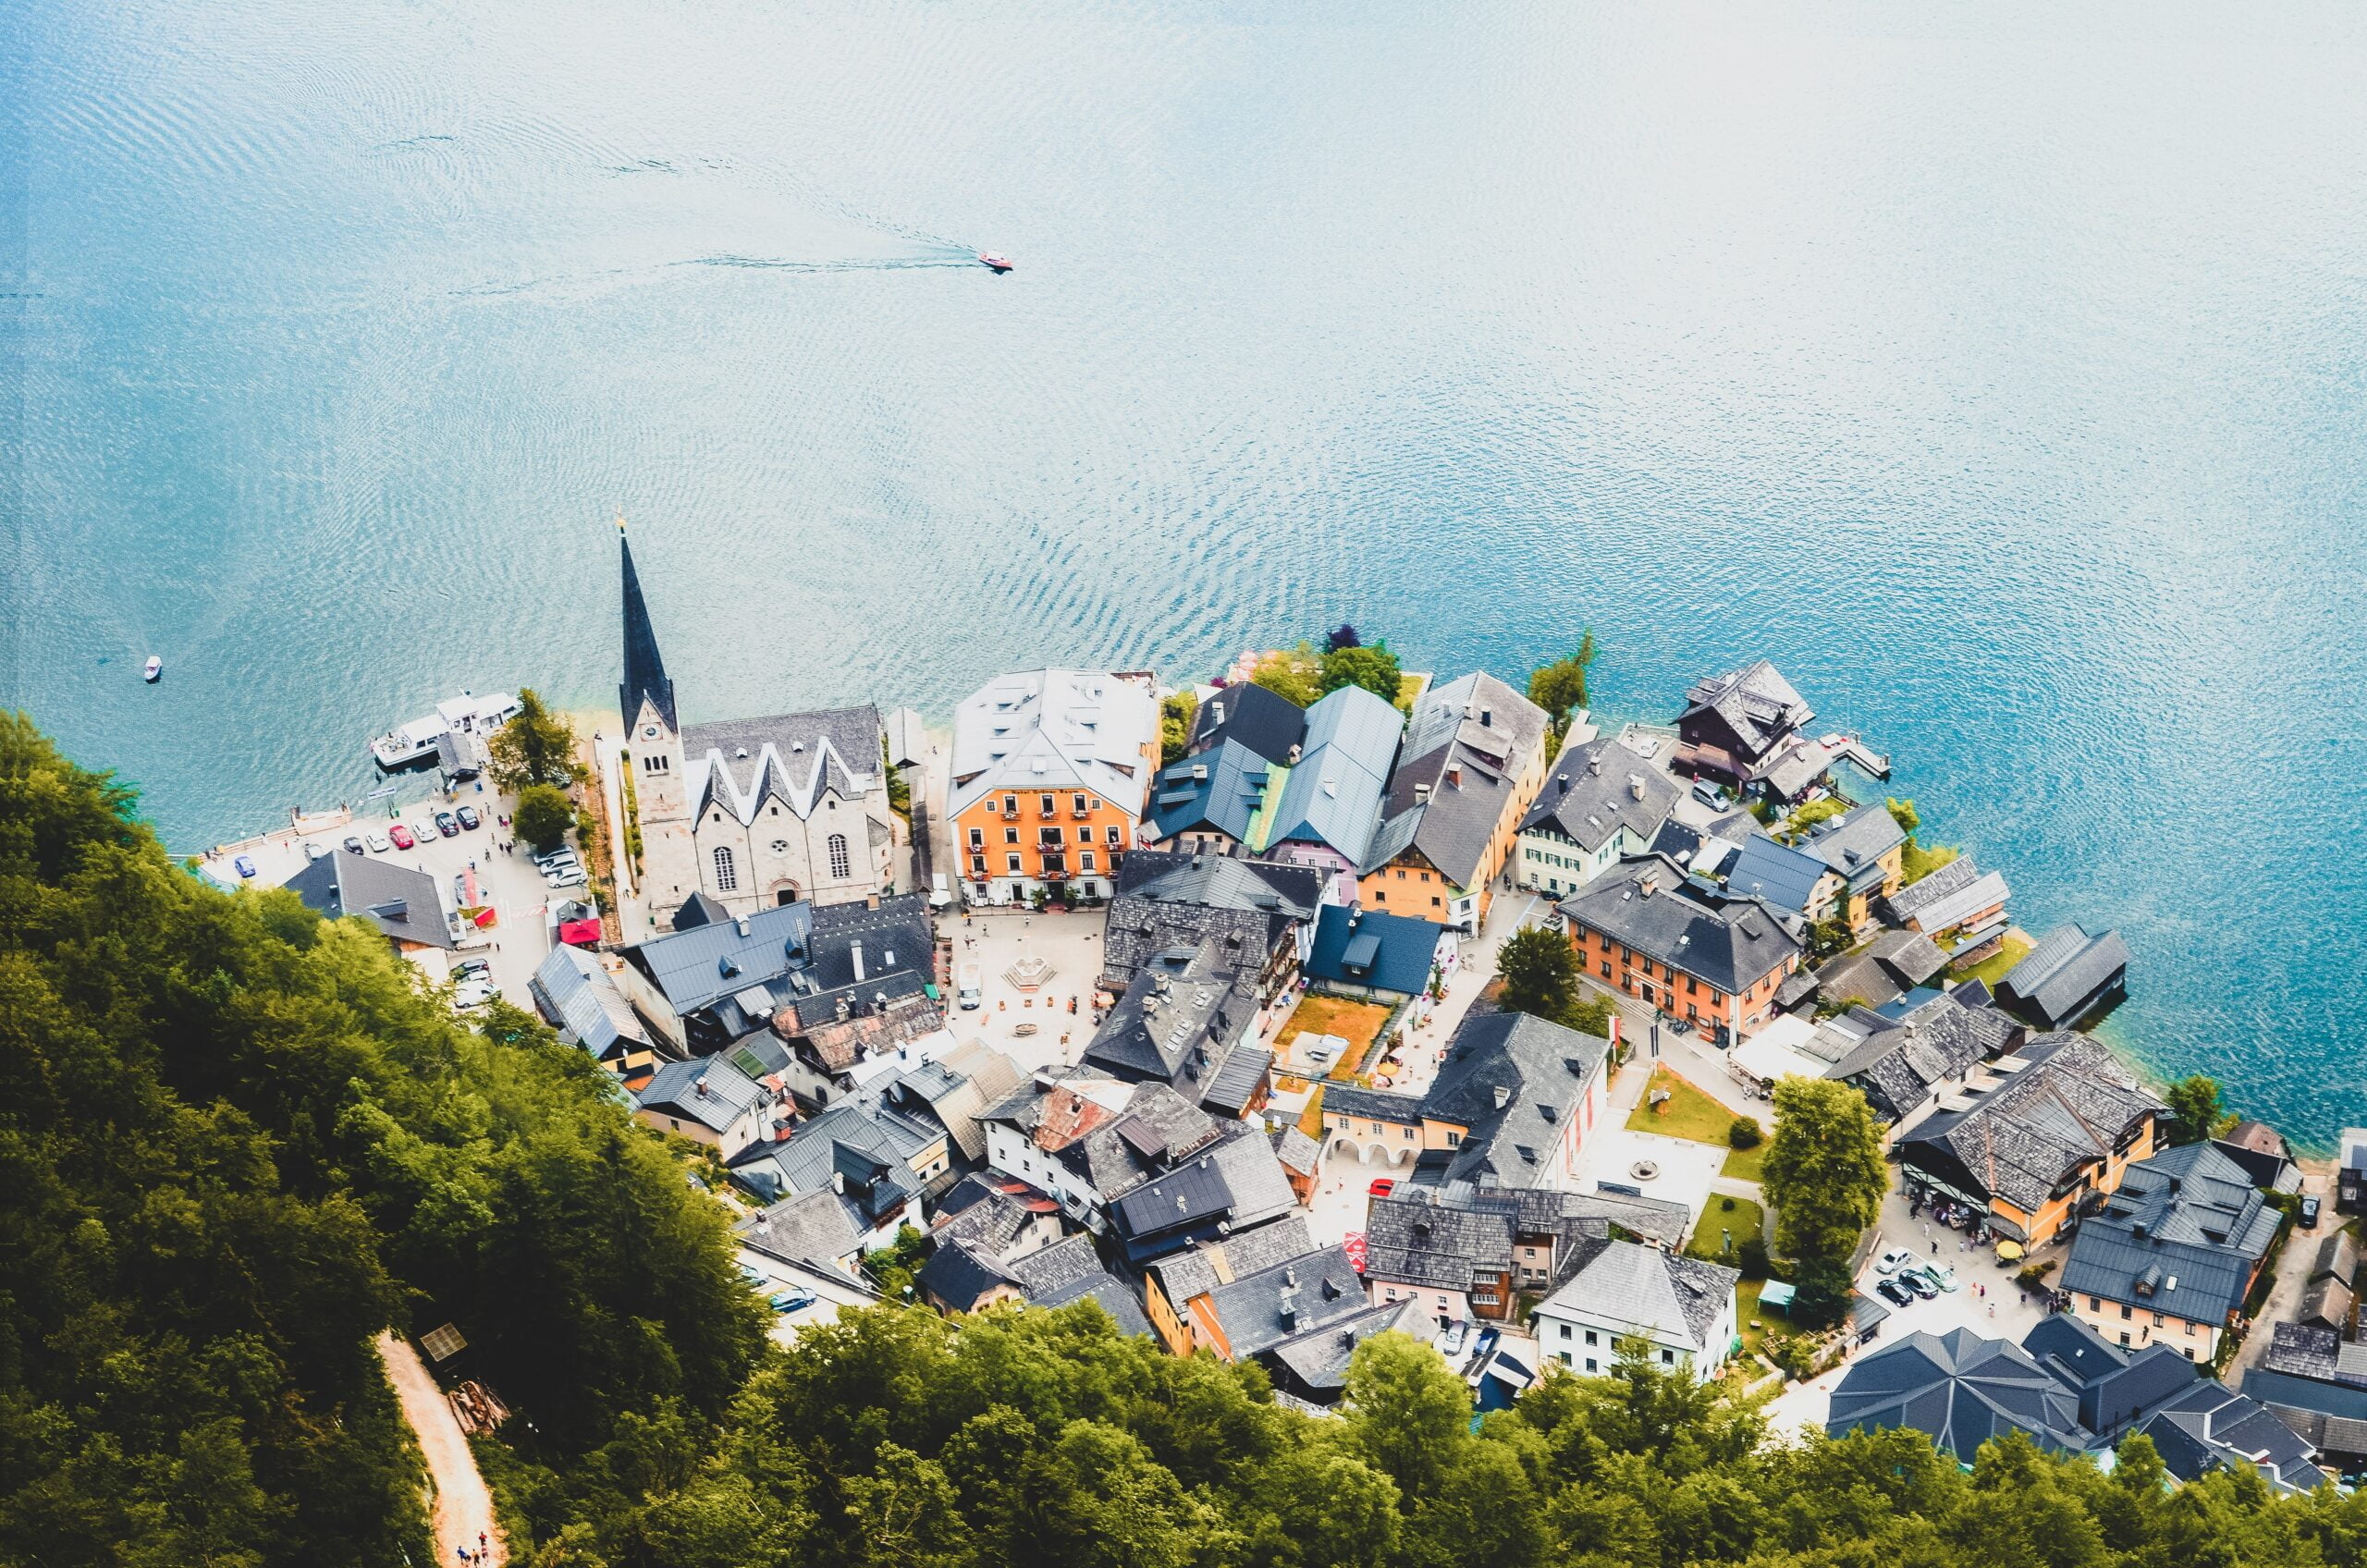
[769,1290,817,1315]
[456,804,482,830]
[233,853,257,879]
[1436,1321,1470,1358]
[1874,1247,1917,1276]
[388,824,416,850]
[342,836,365,854]
[434,811,460,838]
[534,848,579,868]
[1914,1264,1960,1293]
[302,840,326,862]
[453,958,492,984]
[545,868,588,889]
[365,831,390,852]
[1368,1178,1396,1199]
[736,1265,767,1288]
[537,852,582,875]
[2302,1194,2323,1230]
[452,980,495,1010]
[1898,1270,1940,1301]
[1875,1279,1913,1306]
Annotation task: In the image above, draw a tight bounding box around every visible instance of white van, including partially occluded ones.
[957,963,983,1010]
[929,872,953,910]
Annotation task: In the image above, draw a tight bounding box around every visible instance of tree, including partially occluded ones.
[1884,796,1920,837]
[1727,1115,1762,1150]
[1527,634,1597,749]
[1250,643,1322,706]
[488,687,585,791]
[1327,624,1362,652]
[1319,643,1403,705]
[884,734,912,819]
[1807,912,1854,962]
[515,781,575,852]
[1761,1077,1890,1266]
[2165,1074,2231,1145]
[1494,927,1613,1038]
[1159,690,1198,766]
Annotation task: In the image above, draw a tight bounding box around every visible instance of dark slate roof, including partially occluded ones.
[915,1234,1017,1309]
[1146,1215,1320,1307]
[1203,1045,1274,1118]
[1147,740,1276,844]
[2022,1316,2201,1431]
[2061,1143,2279,1325]
[1868,929,1948,988]
[674,891,732,929]
[1679,661,1813,763]
[1305,904,1446,997]
[619,529,678,731]
[1882,854,1981,923]
[1814,949,1903,1011]
[531,943,651,1058]
[2261,1319,2367,1387]
[778,896,938,1033]
[1827,1328,2089,1458]
[623,900,816,1017]
[1200,1244,1373,1361]
[1997,924,2130,1029]
[2135,1378,2329,1493]
[1801,803,1906,887]
[1264,684,1403,864]
[1266,1299,1432,1395]
[1362,1191,1516,1291]
[1080,937,1261,1106]
[1189,681,1308,767]
[682,704,886,823]
[1421,1011,1613,1188]
[1896,1033,2167,1219]
[1364,673,1550,888]
[1520,736,1682,853]
[1113,848,1325,913]
[1010,1235,1154,1336]
[1723,833,1828,915]
[1101,886,1289,994]
[282,851,456,950]
[1559,855,1803,996]
[1110,1153,1233,1240]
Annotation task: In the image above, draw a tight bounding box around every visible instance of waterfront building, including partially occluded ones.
[2059,1141,2279,1361]
[1515,734,1682,898]
[617,530,897,924]
[1356,672,1550,932]
[1256,683,1404,895]
[949,668,1159,903]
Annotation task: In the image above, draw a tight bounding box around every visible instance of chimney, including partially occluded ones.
[1638,869,1660,898]
[866,892,880,910]
[1445,766,1462,789]
[1627,774,1645,802]
[1556,774,1571,798]
[852,941,866,983]
[832,1170,845,1194]
[1210,700,1224,726]
[1493,1084,1510,1110]
[1288,742,1303,764]
[734,916,751,937]
[1480,708,1493,728]
[695,1076,709,1097]
[1588,753,1603,776]
[1415,783,1430,805]
[1191,763,1208,781]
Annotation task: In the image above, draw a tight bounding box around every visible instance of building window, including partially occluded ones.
[1073,793,1088,814]
[1560,1352,1573,1366]
[2120,1304,2132,1319]
[971,854,987,875]
[1039,794,1055,815]
[1559,1324,1571,1339]
[828,834,851,879]
[1107,825,1121,843]
[1585,1329,1598,1346]
[1585,1358,1597,1373]
[1600,962,1612,978]
[712,846,738,891]
[1080,851,1096,871]
[1006,827,1019,844]
[1661,1350,1675,1366]
[969,827,983,849]
[1007,853,1022,873]
[1003,795,1017,814]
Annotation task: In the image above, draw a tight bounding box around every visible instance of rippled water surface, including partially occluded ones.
[9,1,2367,1141]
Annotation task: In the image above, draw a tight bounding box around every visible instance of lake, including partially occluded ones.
[9,0,2367,1144]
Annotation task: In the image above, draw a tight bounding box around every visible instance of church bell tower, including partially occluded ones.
[618,520,697,925]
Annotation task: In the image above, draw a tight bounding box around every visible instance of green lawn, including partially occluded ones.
[1733,1278,1771,1361]
[1722,1141,1768,1182]
[1627,1066,1739,1145]
[1687,1194,1766,1264]
[1948,932,2033,991]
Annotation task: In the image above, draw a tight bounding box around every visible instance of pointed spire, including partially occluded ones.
[619,519,678,732]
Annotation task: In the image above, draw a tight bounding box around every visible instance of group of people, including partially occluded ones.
[457,1534,491,1565]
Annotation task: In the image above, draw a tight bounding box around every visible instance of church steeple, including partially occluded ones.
[618,517,678,732]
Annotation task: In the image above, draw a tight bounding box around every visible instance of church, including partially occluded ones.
[618,528,898,925]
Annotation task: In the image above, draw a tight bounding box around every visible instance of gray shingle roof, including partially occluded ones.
[1081,937,1262,1108]
[1200,1244,1372,1360]
[1895,867,2012,934]
[637,1054,770,1134]
[1559,855,1803,997]
[1723,833,1828,914]
[1679,661,1813,764]
[1364,673,1549,888]
[282,851,456,949]
[735,1185,863,1272]
[1997,924,2130,1029]
[915,1235,1016,1308]
[1542,1239,1738,1352]
[1423,1011,1611,1188]
[623,900,816,1017]
[1827,992,2017,1122]
[1882,854,1983,923]
[1897,1033,2167,1219]
[1802,803,1906,885]
[682,704,885,825]
[1263,684,1403,863]
[1266,1299,1432,1394]
[1147,1214,1319,1307]
[1008,1234,1154,1336]
[1522,736,1682,852]
[530,943,650,1057]
[1362,1191,1516,1291]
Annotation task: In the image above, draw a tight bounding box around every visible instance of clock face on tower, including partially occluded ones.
[643,726,657,739]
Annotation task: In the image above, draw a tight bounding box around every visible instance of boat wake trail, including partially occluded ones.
[682,250,978,274]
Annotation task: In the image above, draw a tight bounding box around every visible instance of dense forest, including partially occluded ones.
[10,711,2367,1568]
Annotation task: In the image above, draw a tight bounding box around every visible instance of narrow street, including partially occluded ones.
[379,1332,505,1566]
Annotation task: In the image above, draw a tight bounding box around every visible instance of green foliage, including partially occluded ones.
[1319,642,1404,705]
[2165,1074,2233,1145]
[884,735,912,820]
[1159,690,1198,766]
[1250,643,1323,707]
[864,1223,933,1302]
[1527,633,1596,749]
[1884,796,1921,837]
[1788,1255,1858,1329]
[1762,1077,1890,1266]
[1807,912,1855,962]
[1784,796,1849,836]
[1736,1234,1771,1280]
[1327,624,1363,652]
[1726,1115,1763,1150]
[0,713,763,1567]
[1903,839,1960,884]
[488,687,585,792]
[1495,926,1613,1037]
[515,781,576,852]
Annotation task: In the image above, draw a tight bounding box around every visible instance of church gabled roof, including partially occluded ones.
[619,524,678,732]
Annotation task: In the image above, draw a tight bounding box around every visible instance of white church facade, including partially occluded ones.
[619,529,898,925]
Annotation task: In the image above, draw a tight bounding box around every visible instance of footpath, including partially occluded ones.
[378,1332,506,1566]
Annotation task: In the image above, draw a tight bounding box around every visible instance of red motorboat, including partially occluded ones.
[978,252,1013,273]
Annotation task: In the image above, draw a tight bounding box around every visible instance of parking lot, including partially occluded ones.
[193,778,562,1005]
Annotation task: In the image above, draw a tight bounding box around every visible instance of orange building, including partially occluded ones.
[1556,856,1804,1045]
[949,669,1159,903]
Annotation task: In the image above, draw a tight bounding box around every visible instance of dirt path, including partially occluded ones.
[378,1332,506,1566]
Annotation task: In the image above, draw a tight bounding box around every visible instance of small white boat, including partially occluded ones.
[978,252,1013,273]
[142,655,163,683]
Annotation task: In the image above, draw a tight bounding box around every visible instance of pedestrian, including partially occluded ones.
[480,1532,488,1559]
[1932,1240,1940,1256]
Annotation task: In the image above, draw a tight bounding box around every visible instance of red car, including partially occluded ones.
[1367,1179,1395,1198]
[387,824,416,850]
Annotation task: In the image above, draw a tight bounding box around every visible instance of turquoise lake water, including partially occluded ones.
[8,2,2367,1143]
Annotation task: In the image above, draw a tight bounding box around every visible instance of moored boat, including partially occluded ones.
[142,655,163,683]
